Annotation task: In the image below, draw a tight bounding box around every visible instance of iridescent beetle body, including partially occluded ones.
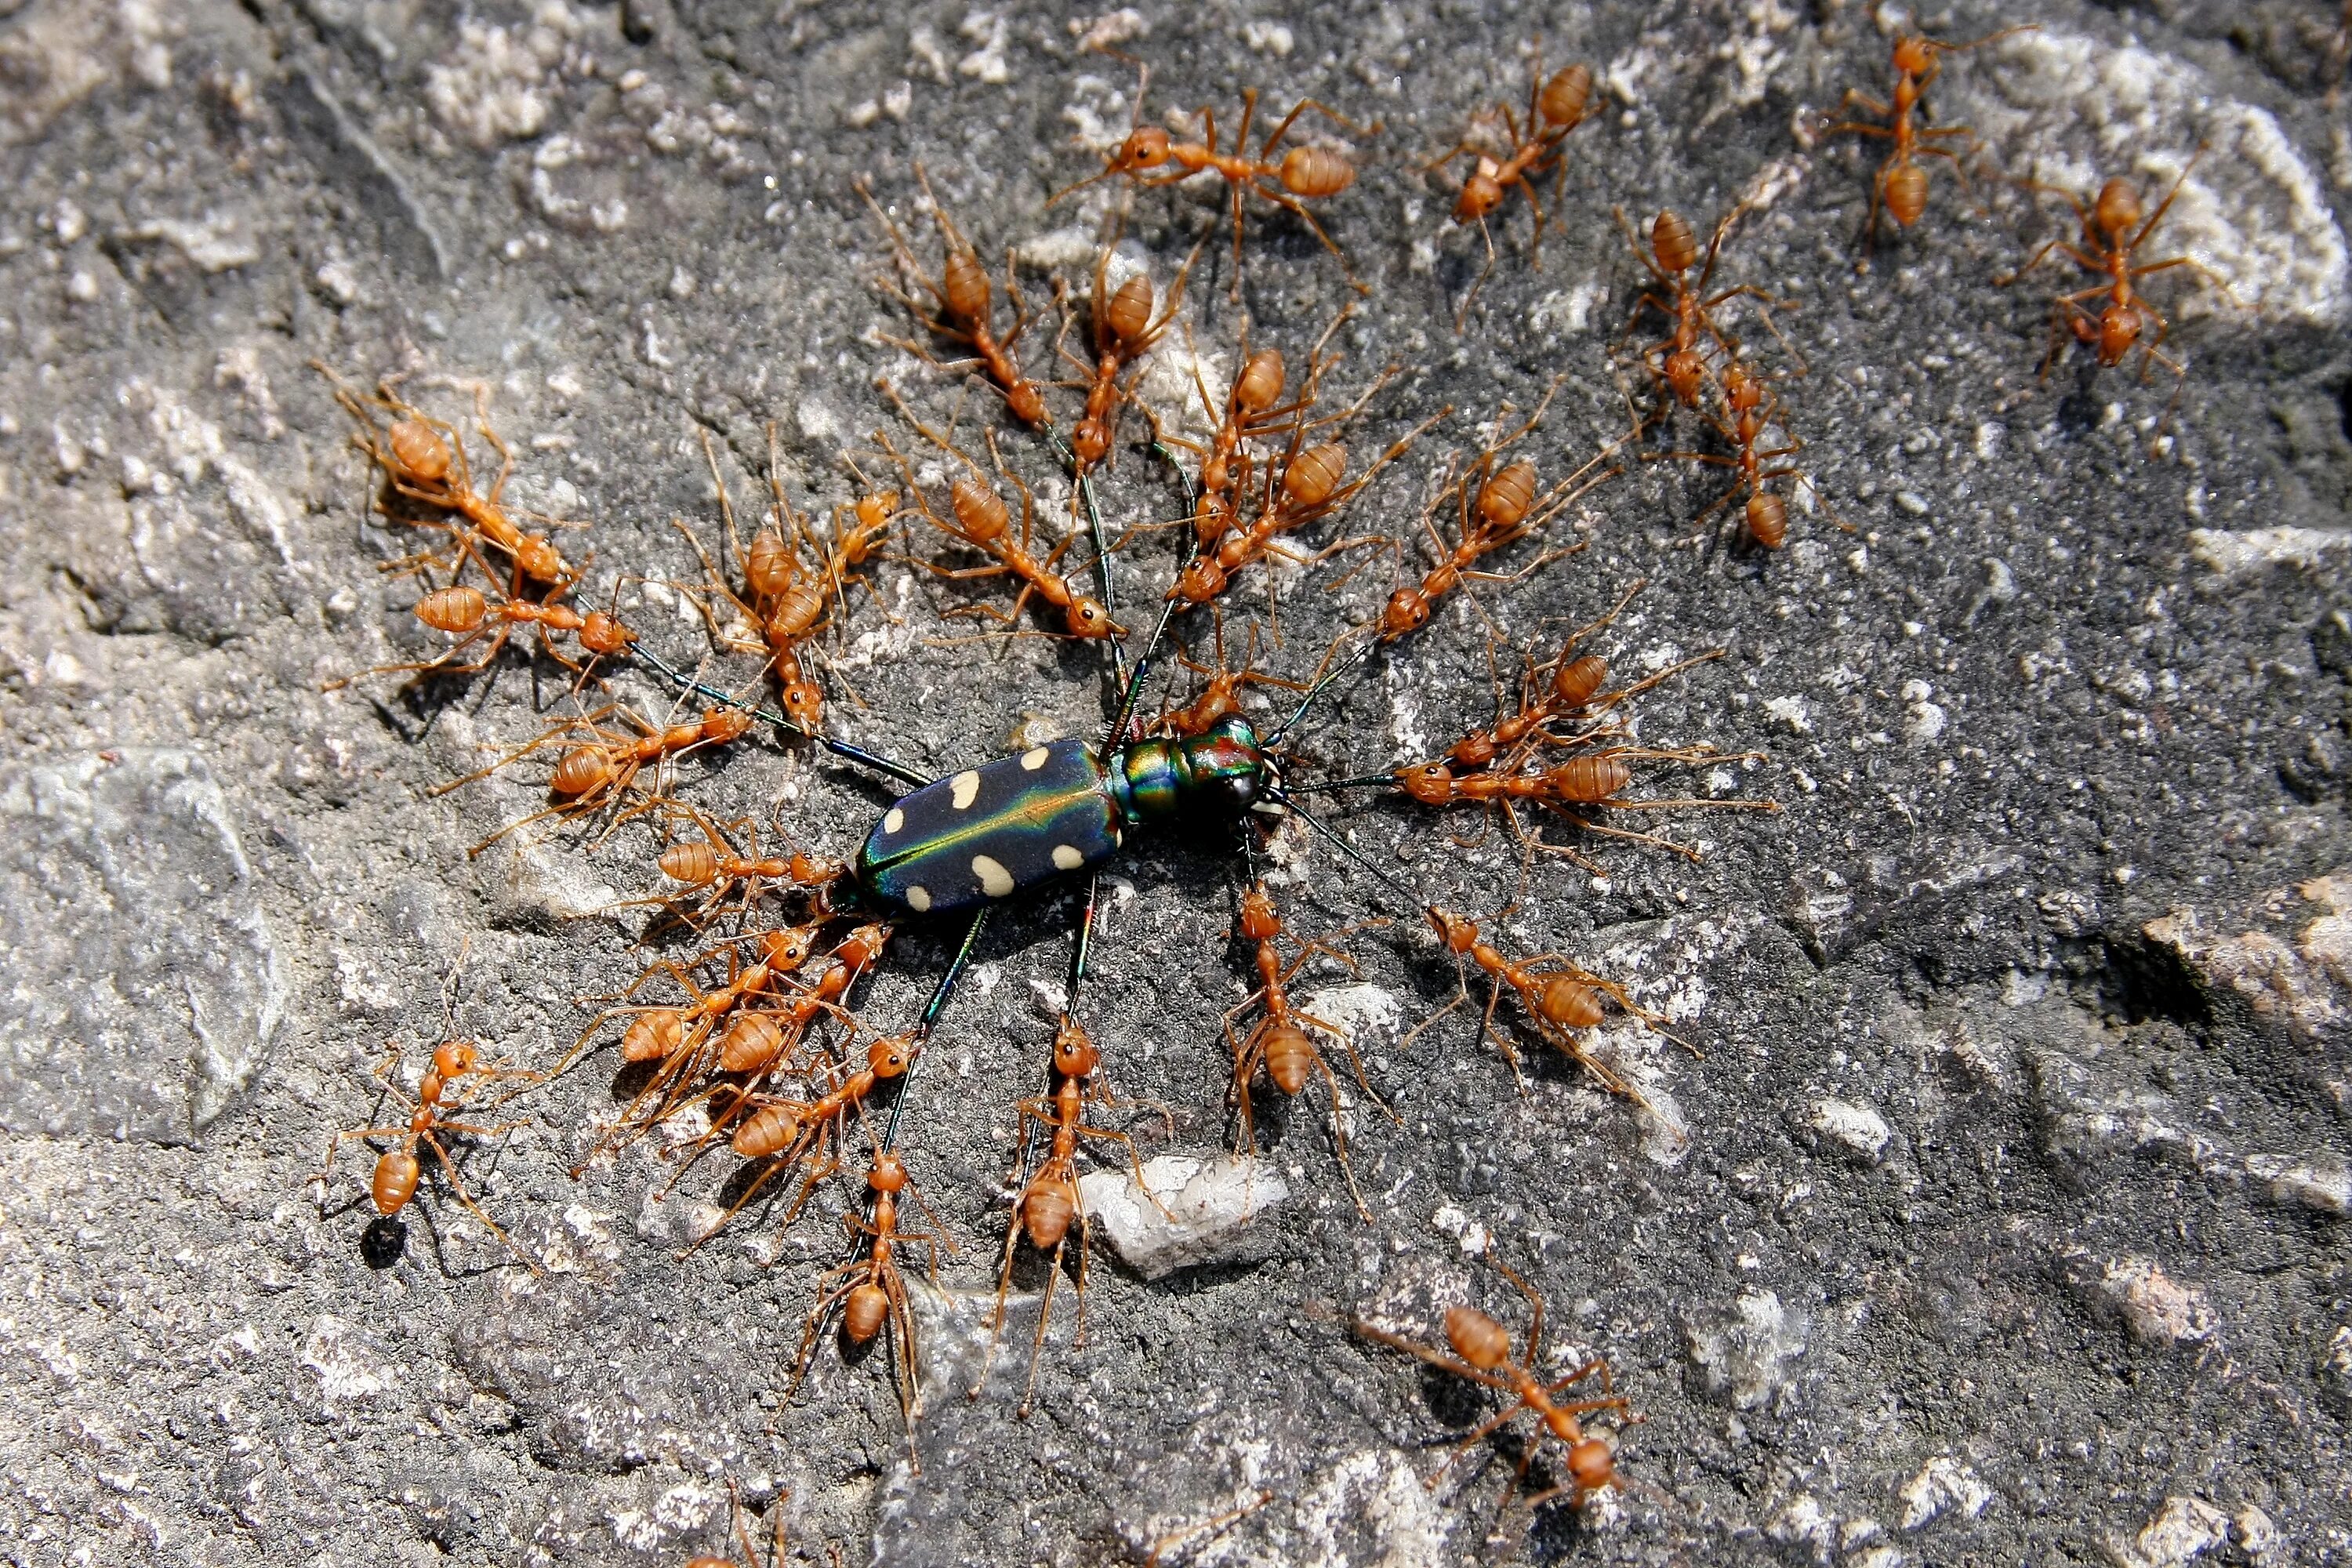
[856,717,1269,916]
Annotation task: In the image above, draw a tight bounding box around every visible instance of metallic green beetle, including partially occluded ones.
[856,716,1271,916]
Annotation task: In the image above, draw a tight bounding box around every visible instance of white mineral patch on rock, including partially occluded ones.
[2111,1495,2233,1568]
[303,1316,395,1408]
[1686,1288,1807,1411]
[425,3,585,149]
[1080,1154,1286,1279]
[1809,1096,1892,1164]
[2073,1253,2218,1346]
[2144,906,2339,1040]
[2188,525,2352,578]
[2242,1155,2352,1217]
[1292,1447,1452,1568]
[1898,1456,1992,1530]
[1298,983,1402,1047]
[1967,30,2348,324]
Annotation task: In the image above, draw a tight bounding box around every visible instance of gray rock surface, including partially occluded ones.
[2,0,2350,1563]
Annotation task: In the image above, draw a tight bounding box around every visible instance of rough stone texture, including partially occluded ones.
[1,0,2349,1564]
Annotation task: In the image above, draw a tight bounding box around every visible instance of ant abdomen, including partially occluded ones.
[416,586,488,634]
[372,1150,421,1214]
[1280,145,1355,198]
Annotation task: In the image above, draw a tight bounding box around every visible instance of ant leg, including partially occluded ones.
[1258,96,1376,153]
[1260,188,1368,295]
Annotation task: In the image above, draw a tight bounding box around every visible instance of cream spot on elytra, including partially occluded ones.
[884,807,905,834]
[1051,844,1084,870]
[972,855,1014,898]
[905,884,932,913]
[950,771,982,810]
[1021,746,1051,771]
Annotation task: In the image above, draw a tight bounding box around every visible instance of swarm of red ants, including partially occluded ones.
[307,26,2234,1560]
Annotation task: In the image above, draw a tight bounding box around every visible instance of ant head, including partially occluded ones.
[782,677,825,727]
[1453,171,1504,225]
[1066,595,1116,638]
[1238,885,1282,942]
[1443,1305,1512,1370]
[1890,35,1934,77]
[1427,906,1479,953]
[1072,418,1111,467]
[1052,1014,1100,1079]
[1381,586,1432,640]
[867,1034,916,1078]
[2096,302,2143,365]
[1566,1436,1618,1494]
[431,1040,478,1080]
[1113,125,1173,172]
[581,611,637,656]
[517,537,568,583]
[869,1150,910,1193]
[760,925,815,970]
[1007,380,1050,427]
[1397,760,1453,804]
[2093,178,2143,241]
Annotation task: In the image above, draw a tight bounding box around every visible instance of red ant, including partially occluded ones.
[325,540,637,692]
[1051,56,1374,299]
[1818,27,2035,259]
[1995,153,2235,406]
[973,1016,1163,1416]
[878,413,1120,641]
[1353,1257,1635,1514]
[1613,205,1798,418]
[789,1144,950,1442]
[672,427,897,729]
[1225,882,1394,1220]
[637,805,843,928]
[1363,384,1613,640]
[695,1030,918,1245]
[1057,217,1200,488]
[436,700,757,856]
[1643,361,1838,550]
[314,1035,541,1270]
[1424,53,1599,325]
[1150,305,1370,572]
[314,365,578,586]
[1160,611,1308,737]
[1438,583,1724,771]
[1172,394,1444,608]
[858,165,1051,429]
[1403,906,1679,1095]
